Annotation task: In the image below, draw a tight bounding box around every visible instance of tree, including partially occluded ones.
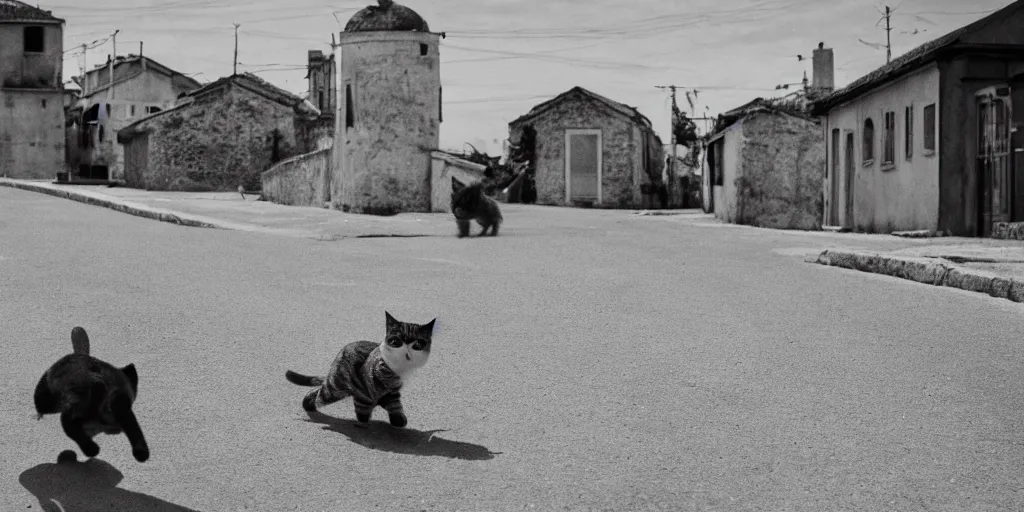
[672,104,699,149]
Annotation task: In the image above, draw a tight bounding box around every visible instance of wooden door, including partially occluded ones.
[977,89,1012,236]
[828,128,840,225]
[844,132,856,229]
[565,129,602,203]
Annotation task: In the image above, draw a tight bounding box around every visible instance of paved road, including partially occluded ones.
[2,187,1023,511]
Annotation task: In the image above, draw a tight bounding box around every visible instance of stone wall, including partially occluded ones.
[295,114,334,154]
[0,90,65,179]
[260,147,332,207]
[126,84,301,191]
[429,151,488,212]
[510,93,650,208]
[733,112,825,230]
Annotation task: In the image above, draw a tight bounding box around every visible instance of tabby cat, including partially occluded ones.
[451,176,503,238]
[285,312,436,428]
[33,327,149,462]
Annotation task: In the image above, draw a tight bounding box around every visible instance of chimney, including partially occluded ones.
[812,42,834,93]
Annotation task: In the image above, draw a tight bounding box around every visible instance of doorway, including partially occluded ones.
[977,87,1012,236]
[564,129,602,204]
[844,131,855,228]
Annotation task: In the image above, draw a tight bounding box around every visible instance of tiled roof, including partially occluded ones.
[812,0,1024,113]
[0,0,62,22]
[509,86,654,129]
[710,94,815,139]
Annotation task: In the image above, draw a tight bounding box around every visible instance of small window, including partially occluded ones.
[146,105,162,114]
[41,99,47,108]
[345,83,354,128]
[882,111,895,165]
[904,105,913,159]
[862,118,875,164]
[318,89,324,110]
[830,128,840,179]
[923,103,936,152]
[98,125,105,142]
[420,43,428,56]
[129,104,137,117]
[23,26,44,53]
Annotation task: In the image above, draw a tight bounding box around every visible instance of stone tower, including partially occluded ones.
[331,0,441,214]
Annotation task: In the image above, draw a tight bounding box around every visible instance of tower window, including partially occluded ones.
[420,43,428,56]
[345,83,354,128]
[23,26,44,53]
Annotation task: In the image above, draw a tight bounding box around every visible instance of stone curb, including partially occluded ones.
[808,249,1024,303]
[0,179,224,230]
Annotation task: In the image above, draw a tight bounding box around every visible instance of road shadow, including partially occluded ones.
[303,411,501,460]
[20,451,202,512]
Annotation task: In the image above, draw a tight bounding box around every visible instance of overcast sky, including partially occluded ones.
[53,0,1007,155]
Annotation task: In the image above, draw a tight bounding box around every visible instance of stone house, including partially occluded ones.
[66,54,201,181]
[507,86,665,209]
[0,1,65,179]
[116,72,319,191]
[703,97,825,230]
[811,0,1024,237]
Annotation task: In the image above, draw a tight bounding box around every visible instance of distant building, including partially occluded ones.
[66,54,201,181]
[508,86,665,208]
[0,1,65,179]
[297,49,336,153]
[812,0,1024,237]
[116,72,319,191]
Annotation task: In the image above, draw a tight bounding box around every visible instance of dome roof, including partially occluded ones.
[344,0,429,32]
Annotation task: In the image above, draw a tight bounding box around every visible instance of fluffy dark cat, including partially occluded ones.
[33,327,149,462]
[451,176,503,237]
[286,312,436,428]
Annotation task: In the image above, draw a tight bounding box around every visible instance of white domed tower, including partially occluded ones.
[331,0,441,214]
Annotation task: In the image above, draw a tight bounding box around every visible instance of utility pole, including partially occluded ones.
[108,29,119,102]
[80,43,87,95]
[878,5,894,63]
[656,85,680,189]
[233,23,240,75]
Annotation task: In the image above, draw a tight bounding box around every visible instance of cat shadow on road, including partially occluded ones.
[304,411,501,460]
[20,451,201,512]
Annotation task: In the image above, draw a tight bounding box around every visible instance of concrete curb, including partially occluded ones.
[808,249,1024,303]
[0,179,225,230]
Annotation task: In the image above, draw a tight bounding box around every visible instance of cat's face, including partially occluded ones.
[380,311,435,376]
[451,177,478,219]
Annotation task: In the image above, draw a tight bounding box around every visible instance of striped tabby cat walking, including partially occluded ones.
[33,327,149,462]
[451,176,502,237]
[285,312,436,427]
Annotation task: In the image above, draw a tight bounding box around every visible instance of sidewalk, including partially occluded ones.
[807,243,1024,304]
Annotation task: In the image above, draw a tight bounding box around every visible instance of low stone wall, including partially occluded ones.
[260,147,331,207]
[429,151,488,213]
[992,221,1024,240]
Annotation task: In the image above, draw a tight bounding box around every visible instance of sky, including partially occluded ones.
[49,0,1008,156]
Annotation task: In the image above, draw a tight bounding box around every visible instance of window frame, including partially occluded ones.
[862,117,875,166]
[922,103,936,155]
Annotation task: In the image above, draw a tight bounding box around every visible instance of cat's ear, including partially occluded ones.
[385,311,398,328]
[452,177,465,193]
[121,364,139,391]
[420,318,436,336]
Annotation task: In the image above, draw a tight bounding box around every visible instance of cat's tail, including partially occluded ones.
[71,327,90,355]
[285,370,323,387]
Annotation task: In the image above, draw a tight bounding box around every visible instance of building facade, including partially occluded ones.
[813,0,1024,237]
[117,72,319,191]
[508,86,665,209]
[67,55,201,181]
[0,1,65,179]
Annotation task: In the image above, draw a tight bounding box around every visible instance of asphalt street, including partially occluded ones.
[2,187,1023,511]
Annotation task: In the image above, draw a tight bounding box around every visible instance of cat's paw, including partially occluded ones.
[80,440,100,458]
[301,394,318,412]
[133,446,150,462]
[388,412,408,428]
[356,412,371,424]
